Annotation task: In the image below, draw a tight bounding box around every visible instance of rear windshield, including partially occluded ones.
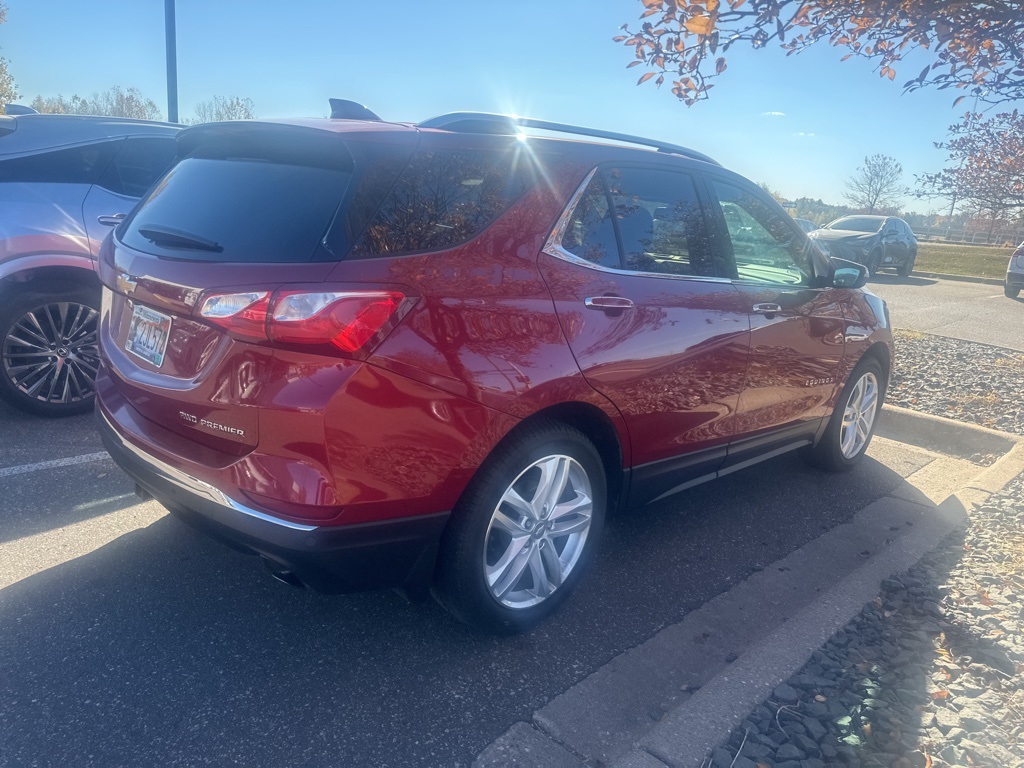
[120,145,352,263]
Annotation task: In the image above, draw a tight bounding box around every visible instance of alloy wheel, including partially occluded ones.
[483,454,593,610]
[2,301,100,406]
[840,371,879,459]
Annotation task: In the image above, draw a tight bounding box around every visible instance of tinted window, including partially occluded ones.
[829,216,884,233]
[562,167,717,276]
[350,148,537,257]
[562,175,619,268]
[603,167,714,276]
[0,140,121,185]
[121,150,352,263]
[711,180,810,286]
[98,137,177,198]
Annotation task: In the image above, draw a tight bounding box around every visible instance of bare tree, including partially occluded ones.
[30,86,161,120]
[187,96,256,124]
[0,3,18,111]
[844,155,904,214]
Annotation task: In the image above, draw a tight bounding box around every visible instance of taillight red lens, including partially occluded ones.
[198,292,270,340]
[270,291,405,352]
[197,288,409,354]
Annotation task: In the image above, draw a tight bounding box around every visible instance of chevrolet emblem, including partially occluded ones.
[117,273,137,294]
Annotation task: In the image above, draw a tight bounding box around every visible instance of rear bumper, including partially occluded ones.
[97,407,449,594]
[1006,270,1024,288]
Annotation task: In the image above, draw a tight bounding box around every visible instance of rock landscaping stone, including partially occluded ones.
[888,331,1024,437]
[702,464,1024,767]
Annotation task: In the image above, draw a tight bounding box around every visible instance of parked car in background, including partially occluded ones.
[0,107,179,416]
[1006,241,1024,298]
[96,104,892,631]
[793,218,818,233]
[810,215,918,278]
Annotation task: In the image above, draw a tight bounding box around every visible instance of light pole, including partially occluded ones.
[165,0,178,123]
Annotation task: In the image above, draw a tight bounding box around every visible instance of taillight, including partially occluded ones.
[197,288,409,355]
[270,291,404,352]
[199,292,269,341]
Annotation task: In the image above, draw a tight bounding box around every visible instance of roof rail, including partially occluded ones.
[415,111,719,166]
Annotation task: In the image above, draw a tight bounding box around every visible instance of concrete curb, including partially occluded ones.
[910,270,1004,286]
[877,403,1022,459]
[474,411,1024,768]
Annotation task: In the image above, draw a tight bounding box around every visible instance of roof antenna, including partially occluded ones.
[4,104,39,116]
[329,99,382,121]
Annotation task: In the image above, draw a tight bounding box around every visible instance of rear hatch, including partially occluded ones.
[98,122,409,456]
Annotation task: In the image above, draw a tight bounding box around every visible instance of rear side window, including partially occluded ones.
[98,136,177,198]
[562,166,717,277]
[0,140,121,185]
[120,148,352,263]
[349,148,536,257]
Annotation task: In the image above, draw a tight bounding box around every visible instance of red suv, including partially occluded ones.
[96,103,892,631]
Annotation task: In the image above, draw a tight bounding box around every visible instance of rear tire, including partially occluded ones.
[433,420,606,633]
[1006,285,1021,299]
[0,284,100,417]
[802,357,885,472]
[896,253,916,278]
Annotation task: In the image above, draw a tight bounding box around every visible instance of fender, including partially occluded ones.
[0,251,97,283]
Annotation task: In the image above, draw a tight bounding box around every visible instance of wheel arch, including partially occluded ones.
[0,262,101,299]
[471,400,628,517]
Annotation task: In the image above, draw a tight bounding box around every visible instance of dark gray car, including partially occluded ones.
[810,215,918,278]
[0,108,179,416]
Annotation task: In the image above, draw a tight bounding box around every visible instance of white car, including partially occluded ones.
[1006,241,1024,298]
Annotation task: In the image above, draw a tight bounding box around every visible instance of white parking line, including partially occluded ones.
[0,452,110,479]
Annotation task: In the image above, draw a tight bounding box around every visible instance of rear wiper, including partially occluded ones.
[137,224,223,253]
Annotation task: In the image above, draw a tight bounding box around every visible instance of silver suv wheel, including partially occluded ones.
[483,454,594,609]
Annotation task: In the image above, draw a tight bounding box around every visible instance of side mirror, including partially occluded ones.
[98,213,126,227]
[831,257,868,289]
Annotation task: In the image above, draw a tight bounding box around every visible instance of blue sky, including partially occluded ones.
[3,0,1005,210]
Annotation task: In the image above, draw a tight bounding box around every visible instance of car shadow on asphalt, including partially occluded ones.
[0,452,916,767]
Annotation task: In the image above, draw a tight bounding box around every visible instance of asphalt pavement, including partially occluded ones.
[0,398,937,768]
[870,274,1024,351]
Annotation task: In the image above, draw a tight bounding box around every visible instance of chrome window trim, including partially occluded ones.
[541,168,734,286]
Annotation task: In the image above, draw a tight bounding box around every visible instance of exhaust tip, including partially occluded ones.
[262,556,305,589]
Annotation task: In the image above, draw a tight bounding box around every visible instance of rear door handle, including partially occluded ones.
[585,296,634,310]
[752,303,782,317]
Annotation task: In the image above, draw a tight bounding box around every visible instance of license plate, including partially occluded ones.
[125,304,172,368]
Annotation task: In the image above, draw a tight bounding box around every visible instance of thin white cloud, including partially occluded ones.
[793,132,817,138]
[762,111,786,117]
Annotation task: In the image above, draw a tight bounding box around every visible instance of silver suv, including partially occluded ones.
[0,108,180,416]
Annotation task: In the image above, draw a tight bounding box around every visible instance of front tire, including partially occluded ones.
[0,285,100,417]
[802,357,885,472]
[864,249,883,278]
[433,420,606,632]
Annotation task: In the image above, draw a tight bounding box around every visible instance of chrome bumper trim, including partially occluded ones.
[99,409,319,533]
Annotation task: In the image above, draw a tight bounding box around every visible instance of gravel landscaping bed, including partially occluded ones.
[702,334,1024,768]
[889,330,1024,437]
